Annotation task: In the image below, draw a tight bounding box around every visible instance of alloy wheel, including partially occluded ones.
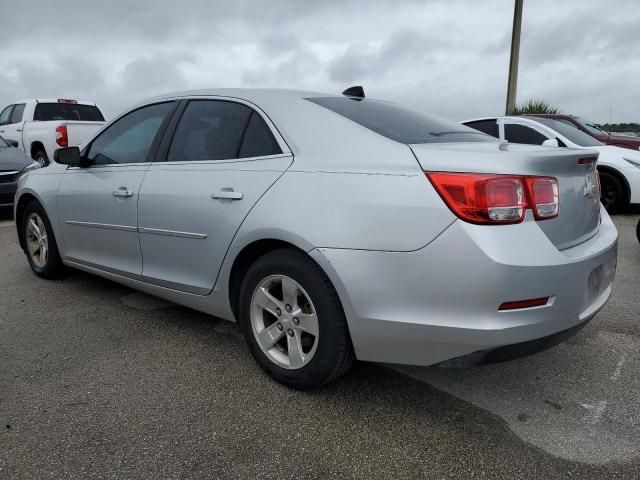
[250,274,319,369]
[26,213,48,268]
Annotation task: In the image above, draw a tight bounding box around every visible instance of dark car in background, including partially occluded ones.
[529,114,640,151]
[0,135,37,208]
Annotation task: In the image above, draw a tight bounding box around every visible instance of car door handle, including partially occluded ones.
[211,189,243,200]
[16,128,22,132]
[112,187,133,198]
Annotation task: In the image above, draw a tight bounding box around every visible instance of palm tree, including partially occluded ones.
[512,99,560,115]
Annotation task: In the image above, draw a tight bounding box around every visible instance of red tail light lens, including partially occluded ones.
[55,124,68,148]
[426,173,525,224]
[426,172,559,225]
[526,177,559,219]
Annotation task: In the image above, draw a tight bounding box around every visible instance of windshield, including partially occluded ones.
[34,103,105,122]
[525,117,603,147]
[307,97,496,144]
[575,116,608,136]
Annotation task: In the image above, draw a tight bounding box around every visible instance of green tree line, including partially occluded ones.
[597,123,640,134]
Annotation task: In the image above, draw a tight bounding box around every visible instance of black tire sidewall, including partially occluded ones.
[599,171,624,213]
[23,201,62,278]
[238,249,350,389]
[35,151,49,167]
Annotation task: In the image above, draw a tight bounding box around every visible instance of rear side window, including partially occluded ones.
[307,97,494,144]
[239,111,282,158]
[33,103,105,122]
[504,124,548,145]
[464,119,498,138]
[10,104,25,124]
[167,100,282,162]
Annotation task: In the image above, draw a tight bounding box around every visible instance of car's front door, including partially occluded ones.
[137,98,292,294]
[57,101,177,278]
[0,103,26,149]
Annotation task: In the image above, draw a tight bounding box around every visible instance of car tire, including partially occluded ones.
[636,219,640,244]
[599,170,627,213]
[238,248,355,390]
[22,201,64,278]
[34,150,49,167]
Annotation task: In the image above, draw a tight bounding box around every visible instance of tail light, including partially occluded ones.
[55,124,68,147]
[426,172,559,225]
[525,177,559,219]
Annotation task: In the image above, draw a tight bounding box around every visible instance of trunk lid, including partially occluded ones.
[410,142,601,250]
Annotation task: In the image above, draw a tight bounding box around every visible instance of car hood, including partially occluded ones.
[0,147,31,171]
[588,145,640,163]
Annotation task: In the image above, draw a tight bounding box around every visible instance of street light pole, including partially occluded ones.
[505,0,523,115]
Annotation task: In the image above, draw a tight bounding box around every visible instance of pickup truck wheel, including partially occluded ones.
[34,150,49,167]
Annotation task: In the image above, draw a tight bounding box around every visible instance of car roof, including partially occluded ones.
[144,88,336,105]
[13,99,99,106]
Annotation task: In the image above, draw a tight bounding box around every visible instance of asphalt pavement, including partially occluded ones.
[1,207,639,479]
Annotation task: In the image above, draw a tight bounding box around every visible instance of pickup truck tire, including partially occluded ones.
[34,150,49,167]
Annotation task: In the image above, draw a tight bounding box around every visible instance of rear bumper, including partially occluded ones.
[0,181,17,207]
[310,206,618,366]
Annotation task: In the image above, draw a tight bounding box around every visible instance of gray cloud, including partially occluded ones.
[0,0,638,123]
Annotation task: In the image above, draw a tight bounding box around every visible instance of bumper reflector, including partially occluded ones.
[499,297,549,311]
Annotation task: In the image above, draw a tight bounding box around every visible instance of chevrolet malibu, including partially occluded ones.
[14,88,618,389]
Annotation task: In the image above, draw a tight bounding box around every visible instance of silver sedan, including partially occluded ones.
[14,88,618,389]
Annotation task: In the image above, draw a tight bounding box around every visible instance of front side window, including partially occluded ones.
[10,104,25,124]
[504,124,548,145]
[525,117,603,147]
[86,102,174,166]
[307,97,494,144]
[0,106,14,126]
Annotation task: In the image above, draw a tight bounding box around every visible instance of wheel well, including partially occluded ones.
[30,142,46,160]
[15,193,39,251]
[228,239,307,319]
[597,165,631,203]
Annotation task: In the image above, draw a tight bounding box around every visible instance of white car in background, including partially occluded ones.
[0,99,106,166]
[462,116,640,212]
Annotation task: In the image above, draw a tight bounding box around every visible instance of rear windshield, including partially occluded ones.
[525,116,603,147]
[307,97,495,144]
[33,103,105,122]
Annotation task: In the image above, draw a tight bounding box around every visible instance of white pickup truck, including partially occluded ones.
[0,99,106,166]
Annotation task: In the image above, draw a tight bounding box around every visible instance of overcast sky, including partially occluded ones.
[1,0,638,123]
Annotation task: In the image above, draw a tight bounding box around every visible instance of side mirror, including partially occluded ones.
[54,146,81,166]
[542,138,559,148]
[6,139,18,148]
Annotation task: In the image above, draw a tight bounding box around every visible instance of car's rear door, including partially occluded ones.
[57,101,177,278]
[137,97,292,294]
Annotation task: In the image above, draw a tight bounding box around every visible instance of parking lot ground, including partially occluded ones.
[1,208,639,479]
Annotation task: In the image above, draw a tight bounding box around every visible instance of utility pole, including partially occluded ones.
[505,0,524,115]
